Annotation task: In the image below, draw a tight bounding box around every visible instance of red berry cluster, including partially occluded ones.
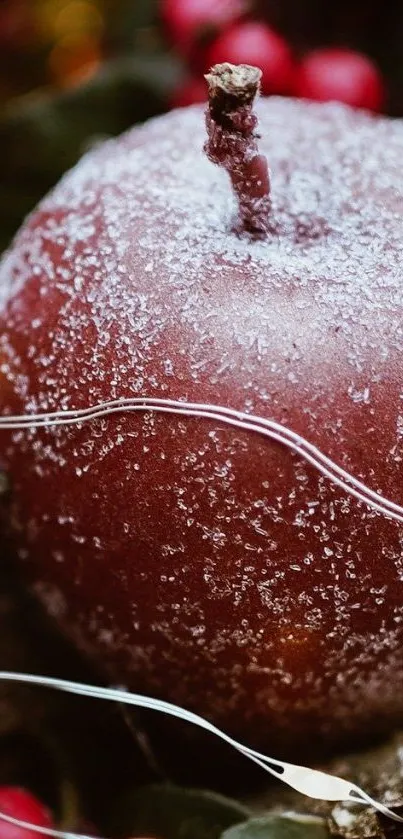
[0,786,155,839]
[163,0,385,112]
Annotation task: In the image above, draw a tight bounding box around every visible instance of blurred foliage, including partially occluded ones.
[0,0,187,252]
[108,784,250,839]
[0,52,183,253]
[222,815,329,839]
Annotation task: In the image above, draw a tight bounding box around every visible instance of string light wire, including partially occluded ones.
[0,669,403,836]
[0,396,402,523]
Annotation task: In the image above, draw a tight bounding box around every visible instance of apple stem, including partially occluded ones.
[204,62,271,236]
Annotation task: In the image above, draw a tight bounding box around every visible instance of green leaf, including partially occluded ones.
[221,813,330,839]
[108,783,250,839]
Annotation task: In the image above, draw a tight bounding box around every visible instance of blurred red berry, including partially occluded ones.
[161,0,244,56]
[0,787,53,839]
[295,48,385,111]
[170,76,207,108]
[205,21,296,95]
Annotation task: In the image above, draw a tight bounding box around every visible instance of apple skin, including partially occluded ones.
[0,98,403,759]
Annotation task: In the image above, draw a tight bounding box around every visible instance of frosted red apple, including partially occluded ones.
[1,81,403,757]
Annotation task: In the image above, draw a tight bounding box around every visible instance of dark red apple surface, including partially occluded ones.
[0,97,403,757]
